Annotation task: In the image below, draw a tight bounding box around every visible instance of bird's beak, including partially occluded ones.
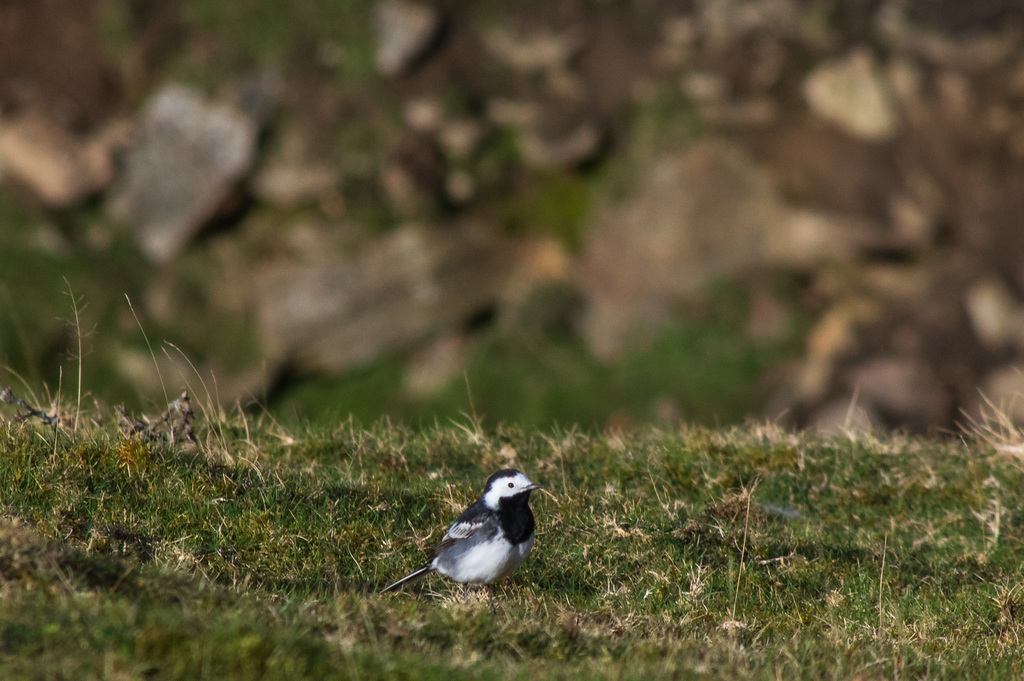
[526,483,549,499]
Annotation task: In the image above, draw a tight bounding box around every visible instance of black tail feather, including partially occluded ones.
[379,565,433,593]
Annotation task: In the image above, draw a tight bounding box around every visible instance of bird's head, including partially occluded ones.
[482,469,543,509]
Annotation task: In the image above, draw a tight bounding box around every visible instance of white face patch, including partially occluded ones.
[482,471,538,510]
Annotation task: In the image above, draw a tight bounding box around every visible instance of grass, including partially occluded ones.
[171,0,377,86]
[2,391,1024,679]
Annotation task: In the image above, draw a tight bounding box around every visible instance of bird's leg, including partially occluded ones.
[461,584,469,602]
[487,584,495,614]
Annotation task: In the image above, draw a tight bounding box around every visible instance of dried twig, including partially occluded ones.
[757,552,799,565]
[117,391,196,446]
[0,386,60,426]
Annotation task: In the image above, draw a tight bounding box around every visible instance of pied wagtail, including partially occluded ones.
[380,469,543,601]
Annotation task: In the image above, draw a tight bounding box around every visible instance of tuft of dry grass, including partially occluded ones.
[964,389,1024,459]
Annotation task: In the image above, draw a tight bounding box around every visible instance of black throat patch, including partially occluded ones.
[497,492,535,545]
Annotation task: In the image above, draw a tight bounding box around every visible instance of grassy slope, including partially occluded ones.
[1,403,1024,679]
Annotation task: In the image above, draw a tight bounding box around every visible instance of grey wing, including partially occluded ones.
[430,515,501,574]
[445,517,487,540]
[430,502,498,558]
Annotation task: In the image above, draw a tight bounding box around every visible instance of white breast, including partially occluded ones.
[435,534,535,585]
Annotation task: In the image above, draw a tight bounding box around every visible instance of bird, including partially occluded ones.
[380,469,543,604]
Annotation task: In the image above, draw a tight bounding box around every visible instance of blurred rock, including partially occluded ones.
[888,192,937,246]
[802,48,899,141]
[859,263,931,302]
[1011,56,1024,97]
[486,98,538,128]
[696,0,800,50]
[275,220,366,265]
[227,68,284,128]
[580,139,786,358]
[404,97,444,132]
[508,280,584,340]
[902,169,945,237]
[483,26,584,74]
[252,120,340,209]
[484,26,587,100]
[935,71,973,123]
[373,0,441,76]
[844,355,951,426]
[252,119,341,209]
[886,57,926,117]
[746,291,789,343]
[768,209,884,267]
[379,162,422,215]
[750,38,788,91]
[379,135,444,215]
[257,223,513,372]
[6,0,1022,436]
[698,98,780,127]
[116,346,272,408]
[506,237,572,291]
[964,278,1024,351]
[112,84,258,263]
[500,237,575,325]
[116,346,197,400]
[875,1,1021,72]
[682,71,730,103]
[986,103,1014,138]
[438,118,487,160]
[0,110,116,206]
[0,0,121,130]
[521,119,603,168]
[444,170,475,204]
[654,17,696,69]
[1010,127,1024,160]
[253,162,341,208]
[404,334,466,398]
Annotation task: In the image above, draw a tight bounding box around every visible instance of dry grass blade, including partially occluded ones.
[62,278,84,434]
[962,390,1024,457]
[728,479,758,623]
[878,533,887,635]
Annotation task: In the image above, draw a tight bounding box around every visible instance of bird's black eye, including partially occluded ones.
[508,482,514,488]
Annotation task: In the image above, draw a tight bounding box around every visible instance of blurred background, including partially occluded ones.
[1,0,1023,433]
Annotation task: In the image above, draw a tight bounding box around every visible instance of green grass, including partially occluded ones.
[2,397,1024,679]
[500,170,594,251]
[174,0,376,84]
